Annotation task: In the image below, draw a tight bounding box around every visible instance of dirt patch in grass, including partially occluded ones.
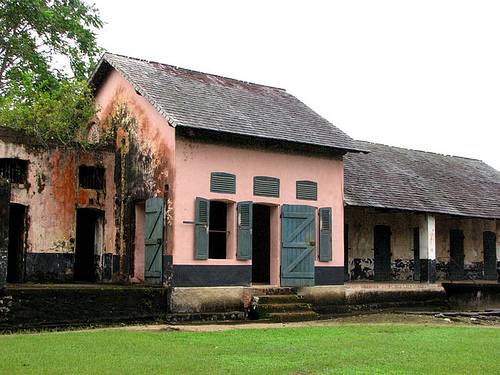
[125,311,500,333]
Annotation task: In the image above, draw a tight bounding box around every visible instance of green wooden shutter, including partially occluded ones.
[210,172,236,194]
[319,207,332,262]
[296,180,318,200]
[253,176,280,197]
[237,201,253,260]
[194,197,209,260]
[145,197,164,285]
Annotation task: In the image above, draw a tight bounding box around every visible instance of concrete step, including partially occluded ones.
[256,302,312,314]
[268,310,319,322]
[251,287,296,296]
[255,294,303,304]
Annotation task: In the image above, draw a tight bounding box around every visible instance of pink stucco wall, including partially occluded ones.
[174,137,345,284]
[95,67,346,285]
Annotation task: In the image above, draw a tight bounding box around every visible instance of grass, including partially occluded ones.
[0,324,498,374]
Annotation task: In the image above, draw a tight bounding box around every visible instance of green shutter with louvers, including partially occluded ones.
[319,207,332,262]
[237,201,253,260]
[296,180,318,200]
[194,197,210,260]
[210,172,236,194]
[253,176,280,197]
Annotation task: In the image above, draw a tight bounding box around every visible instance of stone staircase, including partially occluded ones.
[251,287,319,322]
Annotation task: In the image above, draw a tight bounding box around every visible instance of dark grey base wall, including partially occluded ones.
[420,259,436,283]
[25,253,75,282]
[315,267,344,285]
[0,286,169,330]
[172,265,252,287]
[24,253,115,283]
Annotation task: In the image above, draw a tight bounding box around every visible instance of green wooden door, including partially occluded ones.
[281,205,316,286]
[144,197,164,286]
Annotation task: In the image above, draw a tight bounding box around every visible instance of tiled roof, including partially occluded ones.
[91,53,365,153]
[344,141,500,219]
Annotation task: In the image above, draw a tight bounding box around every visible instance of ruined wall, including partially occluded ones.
[0,135,115,282]
[94,69,176,282]
[345,207,422,281]
[435,215,498,280]
[345,206,499,281]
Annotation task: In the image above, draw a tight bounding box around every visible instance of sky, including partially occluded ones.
[94,0,500,170]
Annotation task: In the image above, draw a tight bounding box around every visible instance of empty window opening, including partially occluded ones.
[252,204,271,284]
[7,204,26,283]
[79,166,105,190]
[209,201,228,259]
[0,159,28,184]
[74,209,103,282]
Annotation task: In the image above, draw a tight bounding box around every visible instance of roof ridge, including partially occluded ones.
[104,52,287,92]
[357,140,484,163]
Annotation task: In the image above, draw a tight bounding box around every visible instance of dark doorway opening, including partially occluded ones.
[374,225,391,281]
[74,209,102,282]
[7,204,26,283]
[413,227,420,281]
[449,229,465,280]
[344,224,349,281]
[208,201,227,259]
[252,204,271,284]
[483,231,497,280]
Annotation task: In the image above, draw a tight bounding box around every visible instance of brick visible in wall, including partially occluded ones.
[464,262,484,280]
[348,258,374,281]
[391,259,414,281]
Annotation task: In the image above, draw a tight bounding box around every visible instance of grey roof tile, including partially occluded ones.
[344,141,500,219]
[93,53,365,152]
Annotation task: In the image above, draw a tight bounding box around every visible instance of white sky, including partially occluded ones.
[94,0,500,170]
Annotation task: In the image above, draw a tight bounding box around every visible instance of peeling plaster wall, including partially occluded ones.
[345,206,499,281]
[435,214,498,280]
[94,69,176,281]
[0,137,115,282]
[345,207,422,281]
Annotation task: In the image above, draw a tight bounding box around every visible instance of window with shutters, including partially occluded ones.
[296,180,318,201]
[208,200,229,259]
[0,159,28,184]
[79,166,105,190]
[253,176,280,197]
[210,172,236,194]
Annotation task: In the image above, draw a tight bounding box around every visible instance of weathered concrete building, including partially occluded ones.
[344,141,500,283]
[90,53,365,288]
[0,53,499,327]
[0,128,115,285]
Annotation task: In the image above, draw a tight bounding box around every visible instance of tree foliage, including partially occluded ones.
[0,75,97,147]
[0,0,103,93]
[0,0,105,147]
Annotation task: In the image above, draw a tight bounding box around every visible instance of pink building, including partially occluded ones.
[91,53,365,288]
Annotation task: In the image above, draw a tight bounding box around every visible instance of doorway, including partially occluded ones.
[74,209,103,282]
[374,225,391,281]
[483,231,497,280]
[7,204,26,283]
[449,229,464,280]
[252,204,271,284]
[413,227,420,281]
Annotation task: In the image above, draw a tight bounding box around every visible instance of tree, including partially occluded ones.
[0,0,103,93]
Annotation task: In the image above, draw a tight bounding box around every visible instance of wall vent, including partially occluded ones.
[210,172,236,194]
[253,176,280,198]
[296,180,317,201]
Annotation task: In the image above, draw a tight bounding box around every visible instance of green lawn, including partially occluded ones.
[0,324,498,374]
